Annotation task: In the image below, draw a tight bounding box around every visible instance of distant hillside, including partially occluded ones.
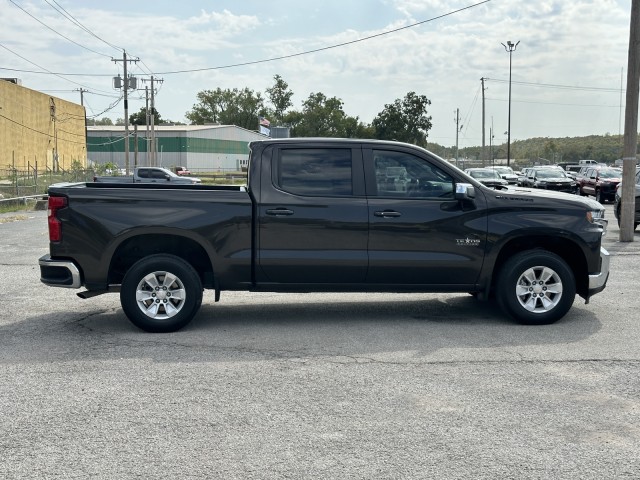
[427,134,630,166]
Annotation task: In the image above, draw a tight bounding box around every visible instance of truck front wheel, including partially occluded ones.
[120,254,203,332]
[496,251,575,325]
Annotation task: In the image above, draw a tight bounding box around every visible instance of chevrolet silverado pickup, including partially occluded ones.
[39,138,610,332]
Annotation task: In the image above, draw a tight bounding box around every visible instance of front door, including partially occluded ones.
[365,147,487,287]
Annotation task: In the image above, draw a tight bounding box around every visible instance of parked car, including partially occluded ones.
[175,166,191,176]
[579,166,622,203]
[487,166,518,184]
[523,167,578,194]
[575,166,592,190]
[464,168,508,188]
[613,167,640,230]
[517,167,533,186]
[554,164,580,180]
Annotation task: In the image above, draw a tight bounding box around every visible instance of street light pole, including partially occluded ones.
[502,40,519,167]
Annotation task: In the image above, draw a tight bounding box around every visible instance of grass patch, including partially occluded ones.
[0,214,29,224]
[0,200,37,215]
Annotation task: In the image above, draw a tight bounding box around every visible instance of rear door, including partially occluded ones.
[364,146,487,287]
[256,143,368,284]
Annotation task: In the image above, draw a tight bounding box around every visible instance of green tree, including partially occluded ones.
[371,92,432,147]
[185,87,266,130]
[265,74,294,126]
[288,92,369,138]
[129,107,161,126]
[88,117,113,126]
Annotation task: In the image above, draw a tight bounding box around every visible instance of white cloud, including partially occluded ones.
[1,0,635,145]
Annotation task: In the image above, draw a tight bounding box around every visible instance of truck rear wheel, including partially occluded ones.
[496,251,575,325]
[120,254,203,332]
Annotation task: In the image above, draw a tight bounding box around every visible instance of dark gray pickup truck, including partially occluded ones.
[39,138,610,332]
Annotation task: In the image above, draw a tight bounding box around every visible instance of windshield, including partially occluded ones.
[470,169,500,179]
[598,169,621,179]
[493,166,514,175]
[536,169,567,179]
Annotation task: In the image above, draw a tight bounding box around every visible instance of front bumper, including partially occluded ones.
[587,246,610,296]
[39,255,82,288]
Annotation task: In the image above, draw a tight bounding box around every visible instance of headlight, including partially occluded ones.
[587,209,604,222]
[587,209,608,236]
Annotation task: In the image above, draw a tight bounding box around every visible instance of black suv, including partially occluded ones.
[614,168,640,230]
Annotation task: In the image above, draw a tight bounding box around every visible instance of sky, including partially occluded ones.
[0,0,635,149]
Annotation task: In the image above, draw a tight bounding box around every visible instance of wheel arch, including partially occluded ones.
[107,230,216,288]
[490,234,589,298]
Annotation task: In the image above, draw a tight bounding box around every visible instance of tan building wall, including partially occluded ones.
[0,79,87,172]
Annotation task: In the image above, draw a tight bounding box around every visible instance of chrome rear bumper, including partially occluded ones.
[39,255,82,288]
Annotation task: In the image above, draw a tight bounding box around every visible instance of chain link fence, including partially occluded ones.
[0,165,96,200]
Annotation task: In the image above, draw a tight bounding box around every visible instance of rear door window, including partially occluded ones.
[274,148,353,196]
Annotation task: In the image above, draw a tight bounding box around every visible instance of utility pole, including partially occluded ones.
[502,40,519,167]
[75,88,88,157]
[112,51,139,174]
[133,124,139,168]
[481,77,486,166]
[145,86,150,166]
[150,76,156,166]
[454,108,463,167]
[140,76,163,166]
[620,0,640,242]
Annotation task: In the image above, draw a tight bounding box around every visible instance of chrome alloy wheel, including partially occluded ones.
[135,270,186,319]
[515,265,563,313]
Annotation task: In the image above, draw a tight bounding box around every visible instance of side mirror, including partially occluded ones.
[455,183,475,200]
[165,175,171,181]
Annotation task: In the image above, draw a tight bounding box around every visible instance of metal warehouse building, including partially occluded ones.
[87,125,268,172]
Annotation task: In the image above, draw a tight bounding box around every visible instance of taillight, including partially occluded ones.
[48,196,67,242]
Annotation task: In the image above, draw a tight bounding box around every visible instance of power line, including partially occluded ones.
[0,42,101,91]
[45,0,123,52]
[0,66,113,77]
[485,78,624,93]
[155,0,492,75]
[0,113,87,144]
[2,1,491,77]
[8,0,112,58]
[486,96,622,108]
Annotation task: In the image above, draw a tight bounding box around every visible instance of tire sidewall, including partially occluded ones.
[497,251,576,325]
[120,254,203,332]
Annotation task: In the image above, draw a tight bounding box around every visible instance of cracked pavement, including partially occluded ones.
[0,207,639,479]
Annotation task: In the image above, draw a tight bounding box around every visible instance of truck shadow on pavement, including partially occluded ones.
[3,293,602,364]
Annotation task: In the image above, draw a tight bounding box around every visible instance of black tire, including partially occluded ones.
[496,251,576,325]
[615,205,638,229]
[595,189,603,203]
[120,254,203,332]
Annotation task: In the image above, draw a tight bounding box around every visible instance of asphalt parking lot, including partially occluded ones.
[0,205,639,479]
